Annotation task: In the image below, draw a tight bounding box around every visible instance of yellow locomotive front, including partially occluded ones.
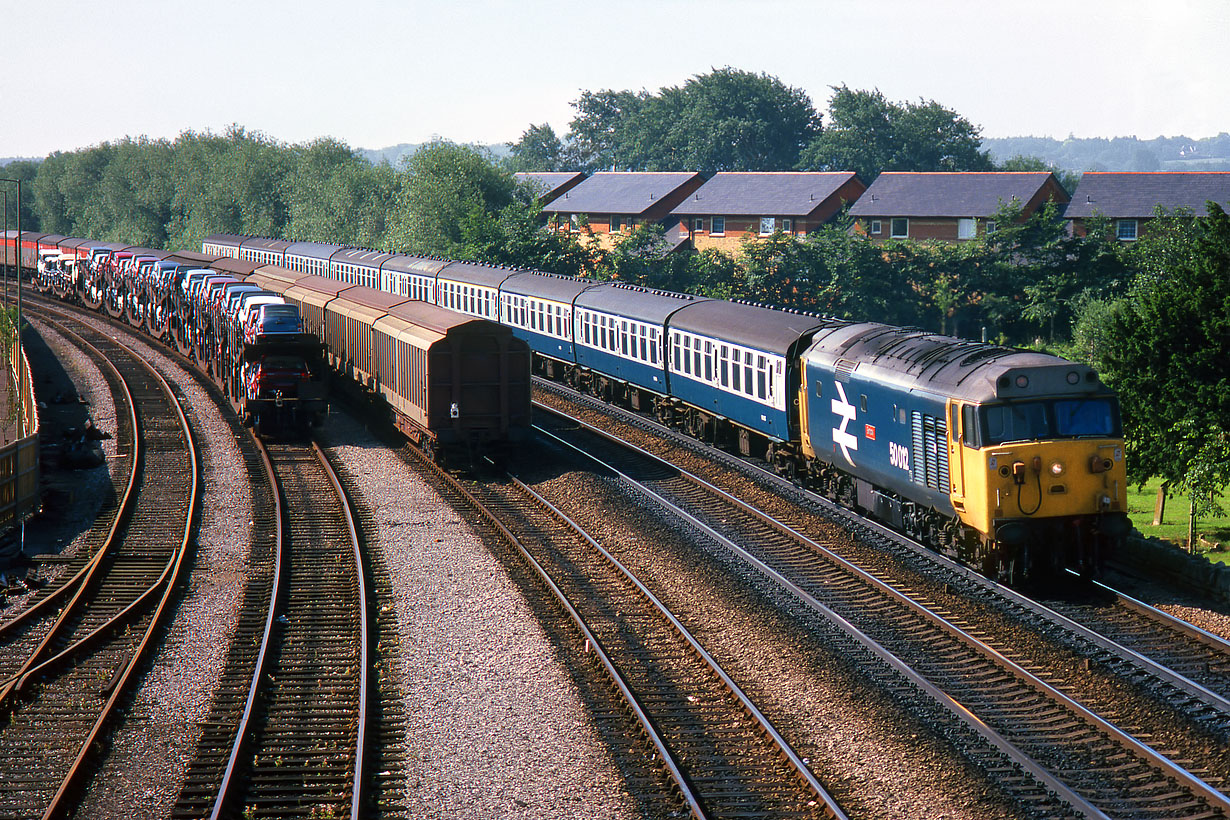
[947,365,1131,582]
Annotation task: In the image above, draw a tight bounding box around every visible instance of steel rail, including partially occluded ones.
[406,446,711,819]
[316,441,371,820]
[534,417,1149,820]
[507,469,849,820]
[42,334,200,820]
[536,384,1230,723]
[207,437,285,820]
[0,313,140,640]
[207,440,369,820]
[0,318,143,706]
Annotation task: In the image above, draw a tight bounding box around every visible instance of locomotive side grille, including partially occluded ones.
[912,411,949,492]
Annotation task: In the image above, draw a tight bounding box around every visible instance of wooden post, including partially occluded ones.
[1188,496,1197,554]
[1152,482,1168,526]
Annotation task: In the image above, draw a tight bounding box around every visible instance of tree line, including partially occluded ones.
[5,70,1226,529]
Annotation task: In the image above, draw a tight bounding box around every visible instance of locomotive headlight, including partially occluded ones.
[1049,460,1065,476]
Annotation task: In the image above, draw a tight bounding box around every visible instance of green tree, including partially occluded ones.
[1,160,40,232]
[652,68,820,173]
[386,141,515,257]
[506,123,566,172]
[563,68,820,174]
[566,89,649,172]
[1094,202,1230,524]
[286,138,396,248]
[799,85,992,181]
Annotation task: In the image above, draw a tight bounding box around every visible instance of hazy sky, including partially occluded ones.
[4,0,1227,158]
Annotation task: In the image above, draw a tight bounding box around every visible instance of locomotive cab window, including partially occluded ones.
[977,399,1124,445]
[961,404,980,448]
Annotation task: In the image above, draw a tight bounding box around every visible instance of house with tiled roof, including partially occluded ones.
[670,172,866,251]
[1065,172,1230,240]
[540,172,705,249]
[513,172,586,206]
[848,172,1070,243]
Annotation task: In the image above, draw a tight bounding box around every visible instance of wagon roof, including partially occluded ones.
[208,257,263,277]
[381,300,510,336]
[331,285,411,312]
[165,250,222,266]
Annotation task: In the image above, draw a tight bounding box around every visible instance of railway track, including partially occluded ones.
[397,442,847,819]
[0,307,199,820]
[174,440,370,820]
[533,390,1230,819]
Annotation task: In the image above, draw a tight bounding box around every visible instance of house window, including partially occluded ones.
[570,214,579,231]
[1117,219,1138,241]
[782,218,792,234]
[610,215,625,233]
[711,216,725,235]
[958,218,976,240]
[693,217,705,232]
[870,220,882,235]
[890,217,909,238]
[986,221,997,234]
[760,217,776,235]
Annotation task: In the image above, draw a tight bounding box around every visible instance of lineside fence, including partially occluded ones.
[0,319,39,531]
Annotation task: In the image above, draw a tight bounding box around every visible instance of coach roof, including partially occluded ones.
[670,299,836,355]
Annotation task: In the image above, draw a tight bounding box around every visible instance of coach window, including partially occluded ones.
[758,356,768,400]
[719,345,729,386]
[620,321,629,356]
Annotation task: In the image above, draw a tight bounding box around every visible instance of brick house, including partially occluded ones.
[513,172,586,207]
[848,172,1070,242]
[540,172,705,249]
[670,172,866,252]
[1065,172,1230,240]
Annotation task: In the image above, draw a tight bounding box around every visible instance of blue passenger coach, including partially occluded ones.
[665,300,833,449]
[500,272,596,372]
[572,283,695,410]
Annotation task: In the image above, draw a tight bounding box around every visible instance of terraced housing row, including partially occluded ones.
[516,170,1230,251]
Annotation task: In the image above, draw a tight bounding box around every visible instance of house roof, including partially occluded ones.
[540,172,702,216]
[1063,172,1230,218]
[514,172,586,205]
[672,172,861,216]
[848,172,1064,218]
